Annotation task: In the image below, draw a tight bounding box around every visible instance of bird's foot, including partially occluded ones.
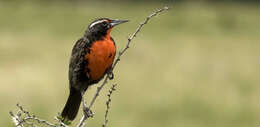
[108,71,114,80]
[55,113,71,126]
[83,107,94,118]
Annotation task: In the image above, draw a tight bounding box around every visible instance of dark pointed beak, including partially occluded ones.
[110,19,129,27]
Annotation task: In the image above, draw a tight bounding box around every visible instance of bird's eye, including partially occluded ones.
[103,23,110,28]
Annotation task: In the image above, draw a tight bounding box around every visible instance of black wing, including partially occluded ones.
[69,37,91,90]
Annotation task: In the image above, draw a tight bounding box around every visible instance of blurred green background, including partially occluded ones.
[1,0,260,127]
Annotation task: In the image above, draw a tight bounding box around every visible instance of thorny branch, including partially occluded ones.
[112,6,169,70]
[77,6,169,127]
[10,104,63,127]
[9,111,23,127]
[102,84,117,127]
[9,6,169,127]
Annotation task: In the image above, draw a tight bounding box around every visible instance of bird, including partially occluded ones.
[61,18,128,122]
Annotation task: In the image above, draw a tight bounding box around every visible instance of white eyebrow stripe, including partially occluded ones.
[89,20,107,28]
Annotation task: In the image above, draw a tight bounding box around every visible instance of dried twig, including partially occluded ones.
[112,6,170,70]
[77,6,169,127]
[16,104,58,127]
[102,84,117,127]
[10,104,63,127]
[9,111,23,127]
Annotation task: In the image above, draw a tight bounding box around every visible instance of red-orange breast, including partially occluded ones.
[85,31,116,81]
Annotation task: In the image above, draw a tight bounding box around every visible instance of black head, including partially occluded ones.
[85,18,128,41]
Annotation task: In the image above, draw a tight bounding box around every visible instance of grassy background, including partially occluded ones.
[0,1,260,127]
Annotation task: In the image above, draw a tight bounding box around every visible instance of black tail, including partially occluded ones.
[61,88,82,121]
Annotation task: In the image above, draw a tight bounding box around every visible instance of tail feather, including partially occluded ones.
[61,88,82,121]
